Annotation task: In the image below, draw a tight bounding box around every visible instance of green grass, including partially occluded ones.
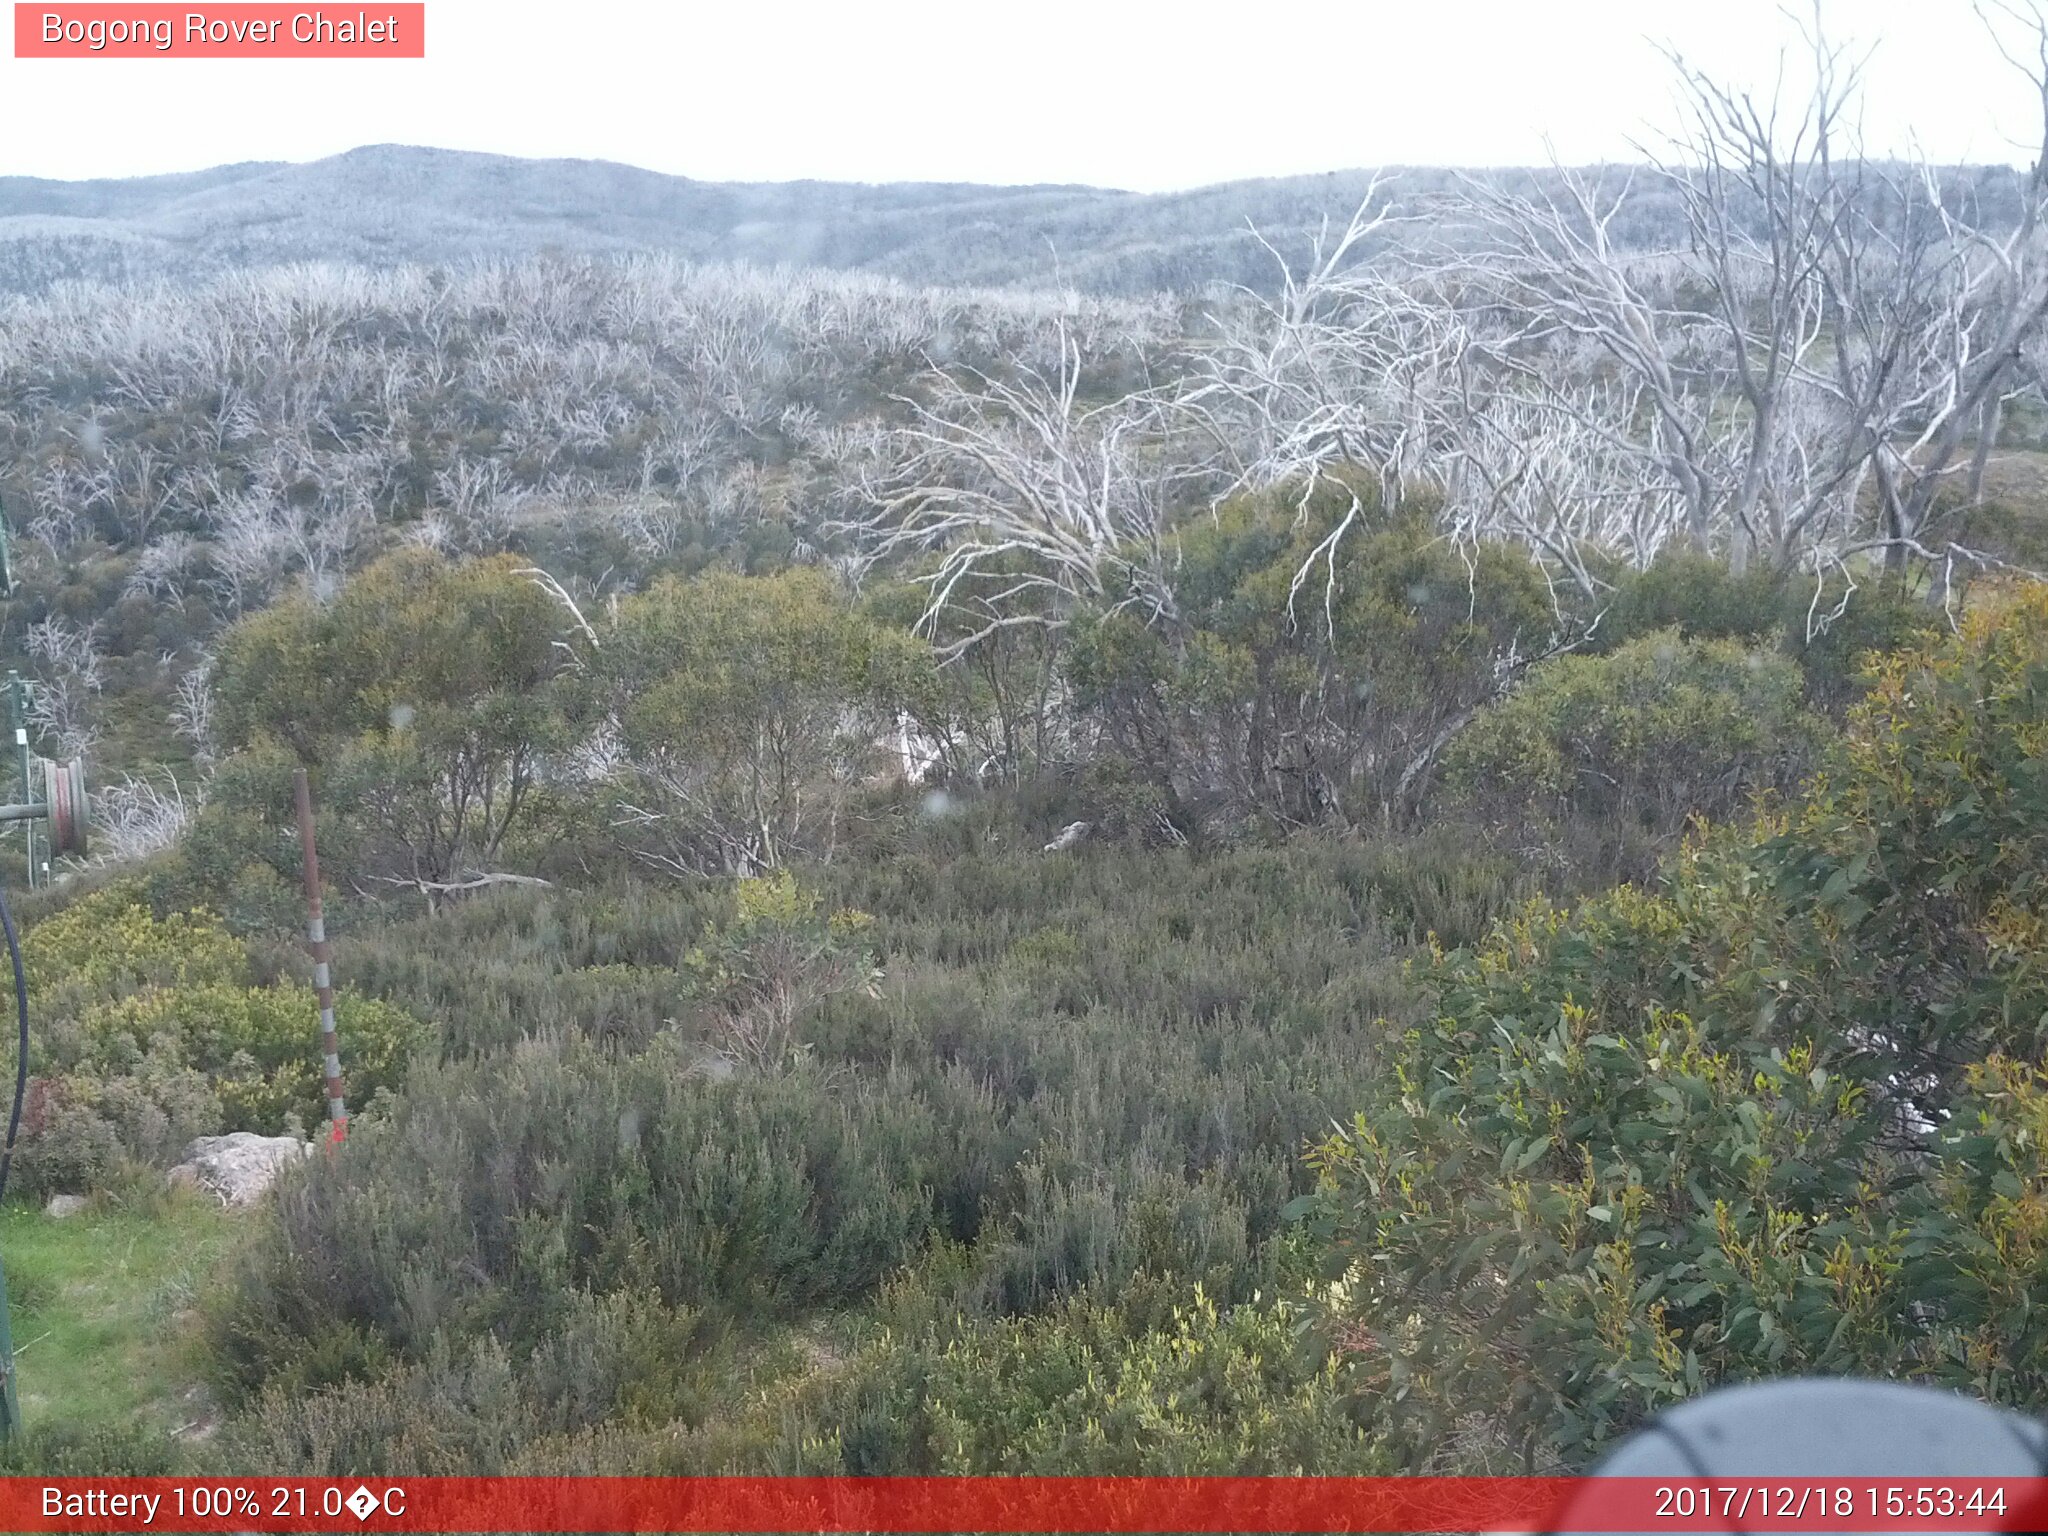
[0,1190,242,1444]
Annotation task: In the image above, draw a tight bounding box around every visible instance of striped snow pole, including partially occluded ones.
[293,768,347,1144]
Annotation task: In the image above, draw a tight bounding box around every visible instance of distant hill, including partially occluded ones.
[0,145,2028,297]
[0,145,1646,296]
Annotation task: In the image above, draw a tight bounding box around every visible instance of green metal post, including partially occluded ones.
[0,501,22,1439]
[6,677,28,893]
[0,512,19,1438]
[0,1252,18,1440]
[0,503,26,891]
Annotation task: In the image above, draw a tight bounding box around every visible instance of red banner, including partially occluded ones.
[13,5,424,58]
[8,1477,2048,1533]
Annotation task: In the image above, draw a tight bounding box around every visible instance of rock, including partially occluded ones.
[166,1132,314,1207]
[1042,820,1091,853]
[43,1194,86,1219]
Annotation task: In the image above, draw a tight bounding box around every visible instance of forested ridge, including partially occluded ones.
[4,17,2048,1477]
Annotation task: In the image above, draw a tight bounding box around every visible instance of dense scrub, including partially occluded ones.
[122,485,1953,936]
[202,827,1534,1466]
[1443,629,1829,880]
[10,569,2046,1475]
[190,582,2048,1476]
[9,453,2027,1470]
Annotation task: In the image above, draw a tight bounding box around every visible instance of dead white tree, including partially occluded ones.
[1437,374,1685,595]
[1154,8,2048,610]
[24,616,104,759]
[89,771,194,865]
[169,656,218,767]
[1450,5,2048,583]
[839,324,1184,659]
[1173,183,1462,508]
[203,492,295,616]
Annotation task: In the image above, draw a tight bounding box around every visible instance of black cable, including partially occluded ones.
[0,886,27,1207]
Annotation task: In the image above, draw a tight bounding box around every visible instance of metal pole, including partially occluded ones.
[7,676,30,892]
[293,769,347,1145]
[0,882,30,1442]
[0,1259,19,1440]
[0,510,22,1438]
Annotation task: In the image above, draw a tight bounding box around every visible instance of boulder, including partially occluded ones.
[166,1133,313,1207]
[43,1193,87,1219]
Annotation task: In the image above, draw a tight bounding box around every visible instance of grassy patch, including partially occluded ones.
[0,1190,242,1446]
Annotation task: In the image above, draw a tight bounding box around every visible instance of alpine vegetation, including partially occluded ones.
[2,4,2047,1482]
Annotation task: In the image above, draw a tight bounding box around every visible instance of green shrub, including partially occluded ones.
[1444,630,1829,868]
[1305,960,2048,1467]
[1593,550,1939,712]
[24,886,245,1004]
[217,1290,714,1475]
[13,891,427,1194]
[1787,582,1939,710]
[17,1045,220,1199]
[1594,551,1787,647]
[1765,582,2048,1080]
[683,871,880,1073]
[594,569,934,875]
[210,549,573,896]
[79,983,425,1133]
[210,1037,947,1397]
[16,1080,133,1198]
[1301,585,2048,1470]
[148,740,303,934]
[1066,481,1562,829]
[0,1420,190,1476]
[327,878,724,1059]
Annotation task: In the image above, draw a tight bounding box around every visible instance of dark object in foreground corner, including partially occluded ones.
[1549,1379,2048,1535]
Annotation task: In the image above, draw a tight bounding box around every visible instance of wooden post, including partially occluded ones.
[293,769,347,1144]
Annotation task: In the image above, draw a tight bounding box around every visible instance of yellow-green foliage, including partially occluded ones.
[1445,630,1828,830]
[80,984,424,1132]
[16,888,426,1196]
[783,1287,1386,1475]
[684,871,880,1072]
[1757,583,2048,1075]
[26,888,245,1004]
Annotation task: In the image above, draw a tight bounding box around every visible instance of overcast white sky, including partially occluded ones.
[1,0,2040,189]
